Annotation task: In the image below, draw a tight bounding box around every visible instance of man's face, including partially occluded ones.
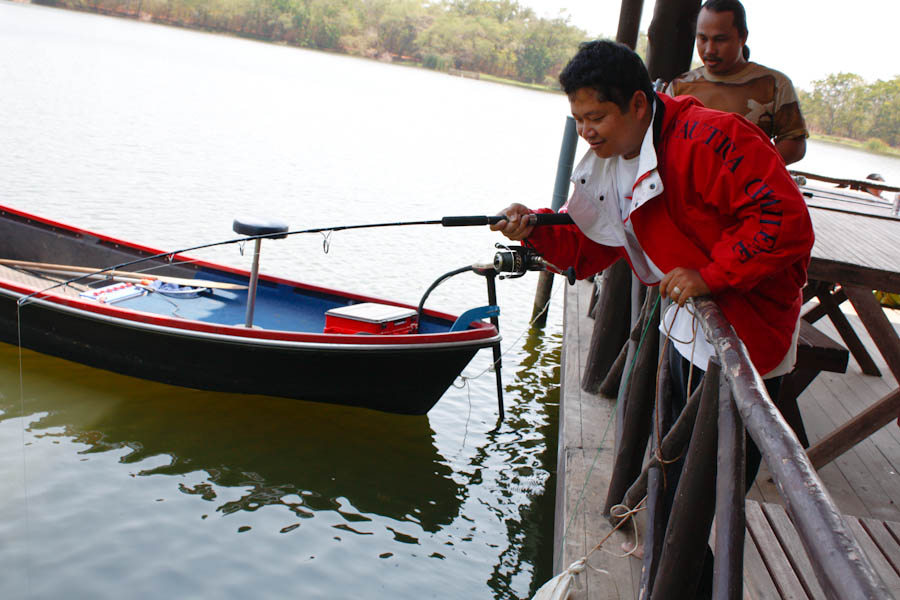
[696,8,747,76]
[570,88,647,159]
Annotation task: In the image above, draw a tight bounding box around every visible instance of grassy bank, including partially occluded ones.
[809,133,900,158]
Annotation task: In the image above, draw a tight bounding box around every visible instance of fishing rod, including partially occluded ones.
[17,213,574,305]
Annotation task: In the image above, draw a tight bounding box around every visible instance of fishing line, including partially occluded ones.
[454,260,566,384]
[555,294,660,574]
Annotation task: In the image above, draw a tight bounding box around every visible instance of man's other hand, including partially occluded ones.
[489,203,535,241]
[659,267,711,306]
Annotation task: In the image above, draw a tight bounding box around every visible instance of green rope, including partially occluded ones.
[554,294,661,573]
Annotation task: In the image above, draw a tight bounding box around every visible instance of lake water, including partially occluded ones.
[2,3,899,599]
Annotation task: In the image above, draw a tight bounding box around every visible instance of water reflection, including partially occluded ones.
[0,344,463,533]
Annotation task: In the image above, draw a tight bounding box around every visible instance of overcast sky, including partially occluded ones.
[518,0,900,90]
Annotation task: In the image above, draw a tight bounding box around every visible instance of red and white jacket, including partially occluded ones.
[529,93,814,374]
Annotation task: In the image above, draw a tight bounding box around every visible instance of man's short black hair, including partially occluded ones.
[558,40,655,113]
[701,0,750,59]
[701,0,747,37]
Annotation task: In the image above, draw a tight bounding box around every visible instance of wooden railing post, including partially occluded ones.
[714,368,745,600]
[604,290,659,514]
[581,259,631,393]
[638,348,674,597]
[692,298,890,600]
[650,359,721,599]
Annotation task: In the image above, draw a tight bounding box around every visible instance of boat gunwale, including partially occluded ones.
[1,286,501,350]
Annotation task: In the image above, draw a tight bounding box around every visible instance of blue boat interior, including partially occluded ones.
[111,267,456,335]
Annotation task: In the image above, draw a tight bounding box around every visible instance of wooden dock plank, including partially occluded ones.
[742,523,782,600]
[844,516,900,596]
[805,379,900,521]
[556,281,900,600]
[745,500,810,599]
[556,280,638,600]
[861,517,900,578]
[759,503,827,600]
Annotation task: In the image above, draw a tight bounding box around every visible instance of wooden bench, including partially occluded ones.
[743,500,900,598]
[777,320,850,448]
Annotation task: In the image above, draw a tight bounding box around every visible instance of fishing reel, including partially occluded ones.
[492,244,543,279]
[491,244,576,284]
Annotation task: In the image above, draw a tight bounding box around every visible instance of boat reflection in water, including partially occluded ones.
[1,342,463,534]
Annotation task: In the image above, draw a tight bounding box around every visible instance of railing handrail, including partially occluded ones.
[692,297,890,600]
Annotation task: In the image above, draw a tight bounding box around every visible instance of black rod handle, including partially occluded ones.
[440,213,573,227]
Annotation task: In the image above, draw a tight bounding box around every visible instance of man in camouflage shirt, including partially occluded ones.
[666,0,808,164]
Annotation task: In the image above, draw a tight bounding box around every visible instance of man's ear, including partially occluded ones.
[630,90,649,119]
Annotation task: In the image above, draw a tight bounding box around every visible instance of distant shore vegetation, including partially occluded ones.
[31,0,900,153]
[800,73,900,152]
[33,0,589,87]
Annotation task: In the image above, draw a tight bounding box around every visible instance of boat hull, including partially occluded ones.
[0,205,499,414]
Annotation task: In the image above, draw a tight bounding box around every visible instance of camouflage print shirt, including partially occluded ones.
[666,62,808,143]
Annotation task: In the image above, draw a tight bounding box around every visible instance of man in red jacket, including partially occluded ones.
[492,40,813,584]
[494,40,812,379]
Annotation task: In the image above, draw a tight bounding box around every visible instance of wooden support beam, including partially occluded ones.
[622,379,703,512]
[650,359,719,599]
[714,374,745,600]
[843,284,900,381]
[604,291,659,514]
[803,287,848,324]
[598,340,628,398]
[616,0,645,49]
[807,388,900,470]
[639,352,675,598]
[581,260,631,394]
[814,283,881,376]
[646,0,701,82]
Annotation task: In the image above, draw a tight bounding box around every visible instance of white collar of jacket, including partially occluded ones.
[564,103,664,246]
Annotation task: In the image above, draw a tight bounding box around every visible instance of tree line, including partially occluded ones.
[33,0,900,149]
[35,0,589,86]
[800,73,900,151]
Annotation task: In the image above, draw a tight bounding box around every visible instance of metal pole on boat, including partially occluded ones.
[531,116,578,326]
[245,238,263,328]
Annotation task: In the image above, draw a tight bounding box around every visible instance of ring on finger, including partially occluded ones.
[672,286,682,296]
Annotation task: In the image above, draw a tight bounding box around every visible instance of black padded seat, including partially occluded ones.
[232,217,289,239]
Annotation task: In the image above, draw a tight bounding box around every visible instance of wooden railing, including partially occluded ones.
[594,283,891,599]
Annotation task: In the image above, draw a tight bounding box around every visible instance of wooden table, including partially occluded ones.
[799,202,900,468]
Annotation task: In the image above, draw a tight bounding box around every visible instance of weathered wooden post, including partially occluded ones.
[714,378,746,600]
[531,116,578,326]
[580,259,632,393]
[650,359,721,599]
[617,0,645,49]
[604,289,659,514]
[646,0,701,82]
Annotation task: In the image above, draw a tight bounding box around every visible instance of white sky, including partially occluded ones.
[519,0,900,90]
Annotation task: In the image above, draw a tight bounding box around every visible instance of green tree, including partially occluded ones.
[806,72,865,136]
[861,77,900,146]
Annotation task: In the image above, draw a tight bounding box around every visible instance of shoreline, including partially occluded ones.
[14,1,900,160]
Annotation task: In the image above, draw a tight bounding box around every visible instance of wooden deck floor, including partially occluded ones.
[555,279,900,599]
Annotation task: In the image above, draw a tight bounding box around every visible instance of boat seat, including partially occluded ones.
[232,217,289,239]
[232,217,289,328]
